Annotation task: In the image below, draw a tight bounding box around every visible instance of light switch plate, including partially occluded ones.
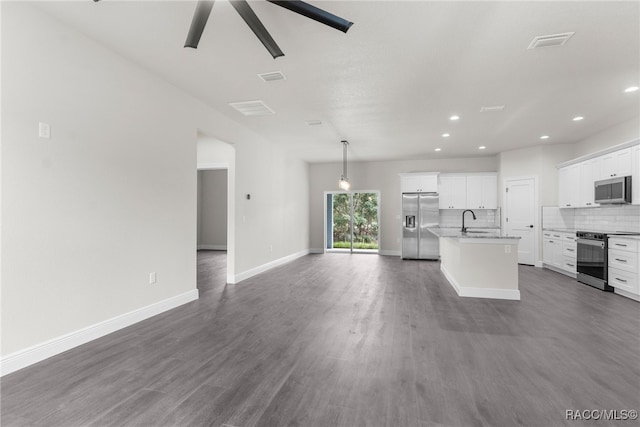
[38,122,50,139]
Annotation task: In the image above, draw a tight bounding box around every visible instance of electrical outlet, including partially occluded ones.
[504,245,511,254]
[269,245,273,253]
[149,272,157,284]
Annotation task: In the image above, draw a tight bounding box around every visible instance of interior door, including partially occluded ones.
[504,177,537,265]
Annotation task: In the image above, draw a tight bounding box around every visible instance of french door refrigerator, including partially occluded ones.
[402,193,439,260]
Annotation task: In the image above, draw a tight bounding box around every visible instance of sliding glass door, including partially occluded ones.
[326,191,379,253]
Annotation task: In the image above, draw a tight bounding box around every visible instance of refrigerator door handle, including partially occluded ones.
[406,215,416,228]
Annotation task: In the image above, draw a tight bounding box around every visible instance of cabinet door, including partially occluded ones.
[418,174,438,193]
[615,148,632,177]
[580,158,599,207]
[450,176,467,209]
[600,148,632,179]
[543,235,555,264]
[481,175,498,209]
[401,175,420,193]
[465,176,483,209]
[559,164,580,208]
[439,175,466,209]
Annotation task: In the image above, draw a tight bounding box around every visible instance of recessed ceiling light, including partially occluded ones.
[624,86,639,93]
[478,146,486,150]
[540,135,550,140]
[435,148,442,152]
[450,115,460,121]
[573,116,584,121]
[442,133,450,138]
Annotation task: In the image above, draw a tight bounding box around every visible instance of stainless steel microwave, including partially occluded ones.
[594,176,632,204]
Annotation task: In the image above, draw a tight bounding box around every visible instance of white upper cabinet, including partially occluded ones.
[558,164,580,208]
[438,175,467,209]
[466,175,498,209]
[400,173,438,193]
[598,147,632,180]
[579,157,600,207]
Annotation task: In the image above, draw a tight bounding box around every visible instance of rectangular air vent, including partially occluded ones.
[480,105,505,112]
[258,71,286,82]
[305,120,322,126]
[528,32,574,49]
[229,100,275,116]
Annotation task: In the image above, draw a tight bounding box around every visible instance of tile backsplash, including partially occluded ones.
[543,205,640,233]
[439,209,500,228]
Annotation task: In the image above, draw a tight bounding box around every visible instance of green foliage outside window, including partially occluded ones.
[332,193,379,249]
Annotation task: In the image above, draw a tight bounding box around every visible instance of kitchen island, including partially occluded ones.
[429,228,521,300]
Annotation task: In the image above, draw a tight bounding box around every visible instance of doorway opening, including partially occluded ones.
[325,191,380,253]
[197,132,235,287]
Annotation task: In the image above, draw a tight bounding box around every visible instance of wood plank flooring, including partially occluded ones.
[2,251,639,426]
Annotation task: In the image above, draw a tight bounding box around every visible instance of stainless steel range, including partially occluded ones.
[576,231,613,291]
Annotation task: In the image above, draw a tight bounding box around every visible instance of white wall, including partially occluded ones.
[498,144,576,207]
[1,2,310,359]
[309,157,498,253]
[572,117,640,157]
[198,170,228,249]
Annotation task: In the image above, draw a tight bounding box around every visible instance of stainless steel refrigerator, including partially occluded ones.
[402,193,439,260]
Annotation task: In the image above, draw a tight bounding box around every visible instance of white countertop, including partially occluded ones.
[428,227,520,240]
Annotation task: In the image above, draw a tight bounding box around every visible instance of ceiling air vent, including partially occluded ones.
[258,71,286,82]
[228,100,275,116]
[528,32,574,49]
[480,105,505,112]
[305,120,322,126]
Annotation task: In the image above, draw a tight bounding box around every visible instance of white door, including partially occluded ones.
[504,177,537,266]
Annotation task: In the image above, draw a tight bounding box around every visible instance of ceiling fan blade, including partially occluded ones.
[229,0,284,59]
[184,0,215,49]
[266,0,353,33]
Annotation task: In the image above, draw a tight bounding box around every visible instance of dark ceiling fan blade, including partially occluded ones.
[229,0,284,59]
[266,0,353,33]
[184,0,215,49]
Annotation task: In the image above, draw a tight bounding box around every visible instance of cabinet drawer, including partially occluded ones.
[563,244,577,258]
[562,257,577,273]
[562,234,576,243]
[608,268,639,294]
[608,249,638,274]
[608,238,639,253]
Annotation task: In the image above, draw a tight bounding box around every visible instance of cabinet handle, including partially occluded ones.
[615,278,627,283]
[567,263,574,267]
[567,248,575,252]
[553,234,560,238]
[614,243,628,247]
[615,258,628,263]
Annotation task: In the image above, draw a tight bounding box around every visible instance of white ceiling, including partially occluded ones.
[34,1,640,163]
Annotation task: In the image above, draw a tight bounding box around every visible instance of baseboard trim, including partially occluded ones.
[379,250,401,257]
[308,248,324,254]
[614,288,640,302]
[228,249,310,284]
[1,289,199,377]
[441,264,520,301]
[197,244,227,251]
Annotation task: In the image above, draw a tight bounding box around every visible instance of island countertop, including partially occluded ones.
[428,227,520,241]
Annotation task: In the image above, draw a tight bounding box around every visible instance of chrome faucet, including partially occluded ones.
[461,209,476,233]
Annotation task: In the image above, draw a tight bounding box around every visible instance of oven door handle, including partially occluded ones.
[577,239,605,248]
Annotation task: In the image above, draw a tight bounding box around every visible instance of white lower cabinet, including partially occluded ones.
[543,230,576,277]
[608,237,640,300]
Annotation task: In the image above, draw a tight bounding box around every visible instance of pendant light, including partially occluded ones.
[338,140,350,191]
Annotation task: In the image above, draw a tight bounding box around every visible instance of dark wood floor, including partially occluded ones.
[2,252,639,426]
